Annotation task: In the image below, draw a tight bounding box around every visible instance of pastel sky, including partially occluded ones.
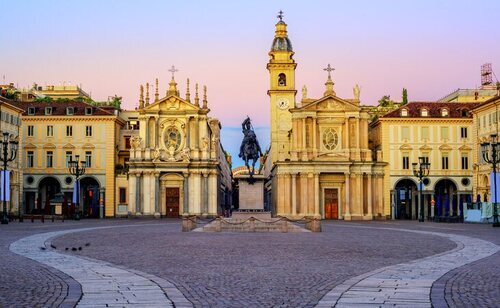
[2,0,500,167]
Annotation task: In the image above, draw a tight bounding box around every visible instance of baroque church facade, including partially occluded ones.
[263,17,386,220]
[127,75,232,218]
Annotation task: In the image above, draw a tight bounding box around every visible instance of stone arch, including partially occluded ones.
[434,178,458,217]
[393,178,419,220]
[79,176,101,218]
[278,73,286,86]
[37,176,61,214]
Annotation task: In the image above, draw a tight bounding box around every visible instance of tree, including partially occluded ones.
[402,88,408,105]
[34,96,53,103]
[378,95,391,107]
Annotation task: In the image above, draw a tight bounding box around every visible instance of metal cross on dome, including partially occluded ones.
[277,10,284,21]
[324,64,335,79]
[168,65,178,79]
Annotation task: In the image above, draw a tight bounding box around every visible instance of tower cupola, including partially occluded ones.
[271,11,293,52]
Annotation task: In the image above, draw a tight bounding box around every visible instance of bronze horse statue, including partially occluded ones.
[238,117,263,179]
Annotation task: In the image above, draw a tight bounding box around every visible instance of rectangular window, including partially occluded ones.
[460,127,468,139]
[421,155,429,165]
[85,126,92,137]
[66,107,74,115]
[421,127,429,140]
[402,126,410,140]
[85,151,92,167]
[28,125,34,137]
[442,155,449,170]
[46,151,53,168]
[27,151,34,168]
[125,136,131,149]
[28,107,35,115]
[441,127,449,140]
[461,155,469,170]
[66,125,73,137]
[45,107,52,115]
[402,156,410,169]
[85,107,93,115]
[119,188,127,204]
[66,151,73,167]
[47,125,53,137]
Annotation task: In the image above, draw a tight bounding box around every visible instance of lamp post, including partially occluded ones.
[413,156,430,222]
[68,155,86,221]
[0,132,18,224]
[481,133,500,227]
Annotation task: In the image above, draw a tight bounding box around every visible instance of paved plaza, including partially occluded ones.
[0,220,499,307]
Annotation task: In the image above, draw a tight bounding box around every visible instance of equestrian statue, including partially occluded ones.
[238,116,263,180]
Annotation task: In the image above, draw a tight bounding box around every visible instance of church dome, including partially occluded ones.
[271,36,293,52]
[271,20,293,52]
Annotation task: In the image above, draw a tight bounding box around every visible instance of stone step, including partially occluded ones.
[200,220,308,233]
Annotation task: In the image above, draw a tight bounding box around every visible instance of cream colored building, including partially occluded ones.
[16,100,123,217]
[127,76,232,217]
[438,85,497,103]
[472,95,500,201]
[371,102,480,220]
[263,17,385,220]
[0,96,23,216]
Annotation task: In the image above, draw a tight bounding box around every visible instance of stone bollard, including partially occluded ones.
[309,218,322,232]
[181,217,196,232]
[215,217,222,232]
[281,220,288,233]
[249,217,256,232]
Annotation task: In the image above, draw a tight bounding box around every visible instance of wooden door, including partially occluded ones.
[324,188,339,219]
[166,188,180,218]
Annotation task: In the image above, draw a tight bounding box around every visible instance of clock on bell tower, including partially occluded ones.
[267,11,297,164]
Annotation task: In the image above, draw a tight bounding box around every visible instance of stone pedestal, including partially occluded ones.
[236,174,265,210]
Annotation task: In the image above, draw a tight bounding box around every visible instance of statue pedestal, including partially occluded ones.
[233,174,270,220]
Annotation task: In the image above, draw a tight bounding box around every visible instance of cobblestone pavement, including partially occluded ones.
[2,220,498,307]
[10,225,192,307]
[316,225,499,307]
[53,221,458,307]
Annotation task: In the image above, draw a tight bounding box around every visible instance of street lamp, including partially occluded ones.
[68,155,86,220]
[0,132,18,225]
[481,133,500,227]
[413,156,430,222]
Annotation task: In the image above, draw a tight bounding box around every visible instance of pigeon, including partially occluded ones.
[65,248,69,251]
[50,244,56,249]
[78,247,82,251]
[40,247,46,251]
[71,247,77,251]
[84,243,90,247]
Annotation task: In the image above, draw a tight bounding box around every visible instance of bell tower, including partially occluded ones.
[267,11,297,164]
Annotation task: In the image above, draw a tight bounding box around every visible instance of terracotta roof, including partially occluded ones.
[9,100,114,116]
[382,102,481,119]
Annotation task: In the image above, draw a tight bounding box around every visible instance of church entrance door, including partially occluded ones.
[324,188,339,219]
[165,188,180,218]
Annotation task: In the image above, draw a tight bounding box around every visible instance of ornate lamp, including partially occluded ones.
[413,156,430,222]
[68,155,86,220]
[1,132,18,224]
[481,134,500,227]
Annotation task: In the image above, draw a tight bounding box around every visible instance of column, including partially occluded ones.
[284,173,290,215]
[307,173,314,214]
[312,117,317,155]
[367,174,372,217]
[186,117,191,149]
[143,173,151,214]
[431,193,435,219]
[292,120,298,160]
[457,192,461,216]
[145,117,150,148]
[160,185,166,215]
[355,117,360,160]
[183,172,189,215]
[203,173,209,215]
[291,173,297,216]
[193,171,201,214]
[135,173,141,214]
[154,173,160,216]
[314,173,320,217]
[411,189,416,220]
[302,118,307,160]
[209,171,217,215]
[359,173,364,215]
[344,173,351,218]
[129,172,136,214]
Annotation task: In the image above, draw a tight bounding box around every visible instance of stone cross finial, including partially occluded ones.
[168,65,178,79]
[277,10,284,21]
[323,64,335,80]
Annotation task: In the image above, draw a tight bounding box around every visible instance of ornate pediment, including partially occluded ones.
[419,144,432,151]
[43,143,56,149]
[143,95,199,113]
[299,95,359,112]
[62,143,75,149]
[439,144,452,151]
[399,144,413,151]
[459,145,472,151]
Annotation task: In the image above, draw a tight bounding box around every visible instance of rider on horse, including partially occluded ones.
[238,117,263,176]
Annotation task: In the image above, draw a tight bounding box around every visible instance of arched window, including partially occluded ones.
[278,73,286,86]
[441,108,449,117]
[401,108,408,117]
[421,108,428,117]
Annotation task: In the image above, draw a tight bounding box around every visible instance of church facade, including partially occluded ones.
[263,17,386,220]
[127,75,232,217]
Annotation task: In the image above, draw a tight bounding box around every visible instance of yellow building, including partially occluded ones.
[472,95,500,201]
[0,96,23,216]
[127,75,232,217]
[16,100,123,217]
[264,16,385,220]
[438,85,497,103]
[371,102,480,220]
[30,83,91,100]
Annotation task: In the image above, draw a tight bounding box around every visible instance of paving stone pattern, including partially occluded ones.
[316,225,500,308]
[52,222,457,307]
[10,226,192,307]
